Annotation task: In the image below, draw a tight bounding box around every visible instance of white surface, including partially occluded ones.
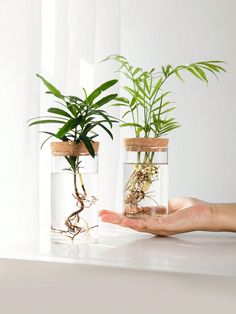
[1,229,236,278]
[1,230,236,313]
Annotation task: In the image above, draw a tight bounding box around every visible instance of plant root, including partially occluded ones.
[124,205,168,218]
[51,173,98,241]
[124,163,160,215]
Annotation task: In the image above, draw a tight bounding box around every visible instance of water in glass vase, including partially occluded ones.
[123,162,168,218]
[51,172,98,243]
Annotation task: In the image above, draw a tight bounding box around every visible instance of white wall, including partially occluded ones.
[0,0,41,245]
[120,0,236,203]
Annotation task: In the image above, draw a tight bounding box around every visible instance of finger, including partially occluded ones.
[100,213,123,225]
[99,209,115,217]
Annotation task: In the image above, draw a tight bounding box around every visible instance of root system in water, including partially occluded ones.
[51,171,98,241]
[124,163,167,217]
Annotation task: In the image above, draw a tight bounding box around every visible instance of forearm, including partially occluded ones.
[213,203,236,232]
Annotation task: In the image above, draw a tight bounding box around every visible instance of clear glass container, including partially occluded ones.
[51,141,99,243]
[123,138,168,218]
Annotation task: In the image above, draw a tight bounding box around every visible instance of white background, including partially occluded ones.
[0,0,235,244]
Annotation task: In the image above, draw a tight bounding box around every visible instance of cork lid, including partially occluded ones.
[123,138,168,152]
[51,141,100,156]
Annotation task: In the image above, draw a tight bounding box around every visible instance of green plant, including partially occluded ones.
[29,74,118,239]
[104,55,226,139]
[104,55,226,216]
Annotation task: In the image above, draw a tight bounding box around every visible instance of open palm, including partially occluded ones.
[99,198,219,236]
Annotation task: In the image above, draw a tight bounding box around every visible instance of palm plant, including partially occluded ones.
[29,74,118,239]
[104,55,226,215]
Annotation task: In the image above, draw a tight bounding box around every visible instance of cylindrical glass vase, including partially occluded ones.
[50,141,99,243]
[123,138,168,218]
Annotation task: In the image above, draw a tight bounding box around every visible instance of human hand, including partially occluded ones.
[99,198,235,236]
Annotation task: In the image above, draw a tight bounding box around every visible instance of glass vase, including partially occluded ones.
[50,141,99,243]
[123,138,168,218]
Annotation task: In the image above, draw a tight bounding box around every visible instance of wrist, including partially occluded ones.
[211,203,236,232]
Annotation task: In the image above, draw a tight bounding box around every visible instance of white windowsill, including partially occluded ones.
[0,225,236,278]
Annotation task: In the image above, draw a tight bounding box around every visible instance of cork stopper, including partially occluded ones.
[123,138,168,152]
[51,141,100,156]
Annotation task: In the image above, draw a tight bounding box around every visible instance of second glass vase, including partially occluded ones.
[123,138,168,218]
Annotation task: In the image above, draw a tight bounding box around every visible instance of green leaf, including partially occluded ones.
[160,107,176,115]
[130,96,136,108]
[198,65,219,78]
[40,135,53,149]
[153,91,171,105]
[29,119,65,126]
[68,95,83,102]
[80,134,95,157]
[99,124,113,139]
[152,101,173,113]
[89,134,99,140]
[133,67,142,76]
[36,74,64,99]
[82,88,88,99]
[47,107,72,118]
[186,67,204,81]
[65,156,76,171]
[83,120,100,133]
[122,110,131,119]
[27,115,67,122]
[162,66,167,78]
[136,82,150,99]
[123,86,145,102]
[95,110,116,128]
[39,131,69,149]
[55,118,81,139]
[191,65,208,82]
[67,104,78,117]
[174,70,184,82]
[143,76,151,94]
[40,131,69,141]
[150,77,163,99]
[198,62,226,73]
[161,64,173,78]
[136,126,144,136]
[120,122,143,128]
[115,97,129,104]
[86,79,118,104]
[93,93,117,108]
